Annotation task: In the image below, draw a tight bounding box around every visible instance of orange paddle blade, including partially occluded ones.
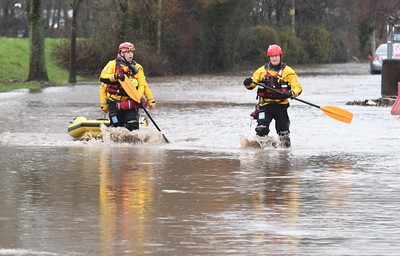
[119,75,141,103]
[320,106,353,124]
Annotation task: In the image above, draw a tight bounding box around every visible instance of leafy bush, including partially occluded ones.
[278,28,304,65]
[131,43,173,76]
[51,39,105,77]
[52,39,172,77]
[330,36,348,63]
[302,27,331,63]
[331,28,361,62]
[239,25,278,64]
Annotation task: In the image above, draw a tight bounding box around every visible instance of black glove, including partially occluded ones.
[115,73,125,81]
[129,63,139,75]
[243,77,253,86]
[282,91,292,99]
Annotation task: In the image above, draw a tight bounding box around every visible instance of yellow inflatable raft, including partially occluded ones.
[68,117,110,140]
[68,116,148,140]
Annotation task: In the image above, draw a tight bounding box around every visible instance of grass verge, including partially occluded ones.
[0,37,87,93]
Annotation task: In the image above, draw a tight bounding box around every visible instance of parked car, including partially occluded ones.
[370,43,400,74]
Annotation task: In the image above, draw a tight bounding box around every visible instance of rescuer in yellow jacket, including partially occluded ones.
[99,42,156,131]
[243,44,303,147]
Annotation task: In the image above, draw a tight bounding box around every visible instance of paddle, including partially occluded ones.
[252,81,353,124]
[119,75,141,103]
[391,82,400,115]
[140,104,170,143]
[118,76,170,143]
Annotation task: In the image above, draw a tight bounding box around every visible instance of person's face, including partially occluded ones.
[122,51,134,62]
[269,55,281,66]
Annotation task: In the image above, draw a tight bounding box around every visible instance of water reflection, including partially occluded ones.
[96,146,167,255]
[228,150,366,255]
[236,150,301,254]
[1,139,400,255]
[99,149,149,255]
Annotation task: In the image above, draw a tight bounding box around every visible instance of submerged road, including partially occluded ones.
[1,62,400,255]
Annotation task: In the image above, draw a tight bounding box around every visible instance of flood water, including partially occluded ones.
[1,62,400,255]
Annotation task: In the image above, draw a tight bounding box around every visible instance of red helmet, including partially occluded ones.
[118,42,135,53]
[267,44,282,56]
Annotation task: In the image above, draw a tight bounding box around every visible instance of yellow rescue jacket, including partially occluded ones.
[246,63,303,106]
[99,59,155,110]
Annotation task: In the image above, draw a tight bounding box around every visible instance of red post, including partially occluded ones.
[391,82,400,115]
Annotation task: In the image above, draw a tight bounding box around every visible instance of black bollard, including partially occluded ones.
[381,59,400,97]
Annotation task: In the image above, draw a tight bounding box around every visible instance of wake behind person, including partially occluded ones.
[99,42,156,131]
[243,44,303,148]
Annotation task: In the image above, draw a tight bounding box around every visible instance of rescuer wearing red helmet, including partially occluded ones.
[243,44,303,147]
[99,42,156,131]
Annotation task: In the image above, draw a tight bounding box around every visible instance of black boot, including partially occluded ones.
[279,131,291,148]
[255,125,269,137]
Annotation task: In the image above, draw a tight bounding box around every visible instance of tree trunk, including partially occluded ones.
[1,0,10,37]
[156,0,162,55]
[68,0,82,84]
[27,0,49,82]
[117,0,128,42]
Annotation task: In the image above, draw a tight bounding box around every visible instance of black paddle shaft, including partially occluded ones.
[253,81,321,109]
[140,105,170,143]
[251,81,353,124]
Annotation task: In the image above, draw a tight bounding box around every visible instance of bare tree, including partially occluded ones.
[27,0,49,82]
[156,0,162,54]
[68,0,83,83]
